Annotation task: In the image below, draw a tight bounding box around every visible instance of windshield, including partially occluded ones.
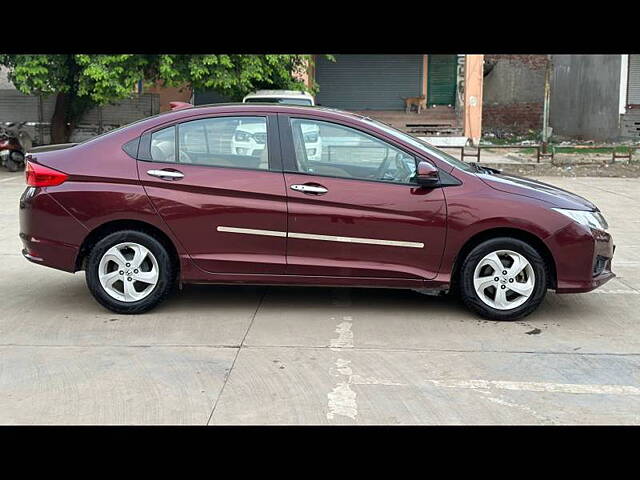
[245,97,313,106]
[359,117,475,173]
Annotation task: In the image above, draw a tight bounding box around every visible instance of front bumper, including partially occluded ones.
[545,222,615,293]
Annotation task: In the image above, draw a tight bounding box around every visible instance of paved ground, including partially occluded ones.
[1,169,640,424]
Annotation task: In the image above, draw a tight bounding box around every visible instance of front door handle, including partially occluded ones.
[147,169,184,180]
[290,184,328,195]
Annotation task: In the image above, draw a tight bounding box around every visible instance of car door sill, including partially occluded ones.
[182,271,431,288]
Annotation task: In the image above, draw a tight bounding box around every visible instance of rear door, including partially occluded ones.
[137,113,288,275]
[279,114,447,280]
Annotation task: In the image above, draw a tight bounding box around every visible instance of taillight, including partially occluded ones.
[25,161,68,187]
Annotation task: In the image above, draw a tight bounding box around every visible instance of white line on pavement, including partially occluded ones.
[590,289,640,295]
[427,379,640,395]
[330,317,354,351]
[0,176,20,183]
[327,316,357,421]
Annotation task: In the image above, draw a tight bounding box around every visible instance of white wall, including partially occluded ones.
[0,67,15,90]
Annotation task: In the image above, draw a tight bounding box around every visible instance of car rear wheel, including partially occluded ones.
[459,237,548,321]
[85,230,175,314]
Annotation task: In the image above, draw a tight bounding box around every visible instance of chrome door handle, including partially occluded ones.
[147,169,184,180]
[290,184,328,194]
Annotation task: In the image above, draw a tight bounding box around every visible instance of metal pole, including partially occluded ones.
[541,55,552,153]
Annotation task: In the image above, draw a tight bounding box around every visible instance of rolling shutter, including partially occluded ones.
[628,55,640,106]
[427,55,457,106]
[315,54,423,110]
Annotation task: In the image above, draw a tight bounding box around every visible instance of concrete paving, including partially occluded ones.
[1,169,639,424]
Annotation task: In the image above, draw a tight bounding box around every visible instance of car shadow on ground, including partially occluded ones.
[160,283,590,325]
[23,271,605,326]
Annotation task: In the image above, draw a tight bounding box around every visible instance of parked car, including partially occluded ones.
[242,90,315,106]
[233,90,321,160]
[19,103,615,320]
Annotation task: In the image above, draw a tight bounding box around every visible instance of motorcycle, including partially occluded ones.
[0,122,33,172]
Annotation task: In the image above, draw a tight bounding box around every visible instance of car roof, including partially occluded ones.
[176,102,366,122]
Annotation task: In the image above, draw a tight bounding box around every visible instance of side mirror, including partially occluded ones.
[414,161,439,187]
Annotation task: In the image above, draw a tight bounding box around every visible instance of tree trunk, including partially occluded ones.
[50,92,73,144]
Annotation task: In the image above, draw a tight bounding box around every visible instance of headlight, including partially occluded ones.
[552,208,608,231]
[234,131,251,142]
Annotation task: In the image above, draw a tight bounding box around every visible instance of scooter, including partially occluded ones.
[0,122,33,172]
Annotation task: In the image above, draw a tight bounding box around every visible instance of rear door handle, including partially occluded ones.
[147,169,184,180]
[290,184,328,195]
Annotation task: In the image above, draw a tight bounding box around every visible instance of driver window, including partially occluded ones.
[290,118,417,184]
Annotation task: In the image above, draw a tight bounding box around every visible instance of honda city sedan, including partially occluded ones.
[19,103,615,320]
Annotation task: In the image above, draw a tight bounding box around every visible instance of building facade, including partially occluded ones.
[548,55,640,141]
[307,54,484,143]
[194,54,486,144]
[482,55,549,133]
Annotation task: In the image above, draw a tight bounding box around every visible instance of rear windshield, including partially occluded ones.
[245,97,313,106]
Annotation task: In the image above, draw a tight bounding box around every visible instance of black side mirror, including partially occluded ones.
[414,161,439,187]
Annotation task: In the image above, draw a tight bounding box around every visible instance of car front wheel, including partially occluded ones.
[459,237,548,321]
[85,230,176,314]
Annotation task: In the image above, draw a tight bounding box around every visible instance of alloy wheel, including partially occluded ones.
[98,242,159,302]
[472,249,535,310]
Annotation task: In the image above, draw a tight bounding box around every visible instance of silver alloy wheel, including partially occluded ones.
[98,242,159,302]
[473,249,535,310]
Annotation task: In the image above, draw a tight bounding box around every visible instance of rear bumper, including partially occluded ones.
[545,222,615,294]
[20,237,79,273]
[19,187,85,273]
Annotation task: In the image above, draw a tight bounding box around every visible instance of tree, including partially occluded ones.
[0,54,316,144]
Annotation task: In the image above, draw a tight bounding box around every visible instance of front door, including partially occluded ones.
[280,115,447,279]
[137,114,288,275]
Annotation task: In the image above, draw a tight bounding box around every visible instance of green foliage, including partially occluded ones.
[154,54,316,99]
[0,53,321,141]
[0,54,316,105]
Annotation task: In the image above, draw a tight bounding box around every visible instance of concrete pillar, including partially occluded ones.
[422,55,428,97]
[463,54,484,145]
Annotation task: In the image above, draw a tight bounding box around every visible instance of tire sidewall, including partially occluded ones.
[5,158,18,172]
[460,237,548,321]
[85,230,174,314]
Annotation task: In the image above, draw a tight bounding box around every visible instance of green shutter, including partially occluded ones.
[427,55,457,106]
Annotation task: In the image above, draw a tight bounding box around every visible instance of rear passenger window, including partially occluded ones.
[150,126,176,163]
[177,117,269,170]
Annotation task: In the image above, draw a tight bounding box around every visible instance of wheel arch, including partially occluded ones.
[451,227,557,290]
[74,219,180,275]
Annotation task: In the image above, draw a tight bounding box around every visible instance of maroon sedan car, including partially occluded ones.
[19,103,614,320]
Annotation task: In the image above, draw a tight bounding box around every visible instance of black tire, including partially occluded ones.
[85,230,176,314]
[5,158,19,172]
[459,237,548,321]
